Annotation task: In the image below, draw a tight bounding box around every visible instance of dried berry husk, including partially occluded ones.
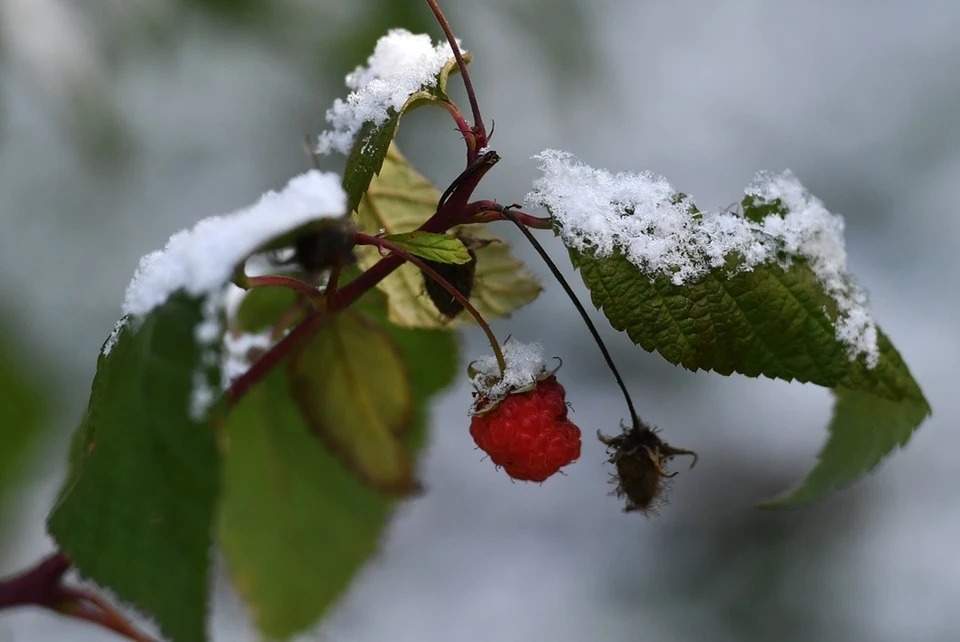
[598,424,697,515]
[421,238,479,318]
[292,219,357,273]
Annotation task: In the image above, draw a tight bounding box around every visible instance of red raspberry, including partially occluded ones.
[469,376,582,482]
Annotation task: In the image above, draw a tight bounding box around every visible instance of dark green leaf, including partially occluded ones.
[562,180,930,506]
[382,231,472,265]
[47,293,221,642]
[764,387,930,507]
[218,294,457,639]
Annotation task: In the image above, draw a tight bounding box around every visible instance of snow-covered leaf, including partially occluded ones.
[528,150,930,505]
[316,29,467,211]
[47,292,222,642]
[353,144,541,329]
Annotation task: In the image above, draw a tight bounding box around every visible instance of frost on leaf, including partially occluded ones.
[527,150,931,507]
[104,169,345,416]
[526,149,878,367]
[317,29,463,156]
[469,340,548,408]
[316,29,468,212]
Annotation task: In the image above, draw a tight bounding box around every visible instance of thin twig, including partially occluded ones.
[355,233,505,373]
[424,0,486,148]
[501,208,642,428]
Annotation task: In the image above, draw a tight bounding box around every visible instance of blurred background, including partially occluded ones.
[1,0,958,640]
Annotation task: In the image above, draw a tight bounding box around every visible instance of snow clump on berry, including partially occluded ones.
[317,29,463,155]
[525,149,879,368]
[469,340,547,409]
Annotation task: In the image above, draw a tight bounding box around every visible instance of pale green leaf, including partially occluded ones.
[381,231,472,265]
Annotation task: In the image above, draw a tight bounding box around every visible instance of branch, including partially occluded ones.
[0,553,157,642]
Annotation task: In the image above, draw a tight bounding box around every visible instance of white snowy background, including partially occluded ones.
[1,0,959,641]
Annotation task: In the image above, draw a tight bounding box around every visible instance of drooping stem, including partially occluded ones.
[424,0,486,151]
[501,208,643,428]
[355,233,506,374]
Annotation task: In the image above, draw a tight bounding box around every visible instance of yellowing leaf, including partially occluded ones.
[287,310,416,494]
[353,144,541,329]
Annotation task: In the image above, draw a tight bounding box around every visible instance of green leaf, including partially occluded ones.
[47,293,221,642]
[354,144,541,329]
[234,285,300,334]
[288,310,416,494]
[343,55,467,212]
[0,317,50,548]
[561,185,930,506]
[381,231,472,265]
[764,387,930,507]
[218,292,457,639]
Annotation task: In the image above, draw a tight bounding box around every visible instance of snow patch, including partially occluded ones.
[222,330,275,388]
[102,169,345,417]
[526,150,879,367]
[316,29,462,155]
[471,340,548,406]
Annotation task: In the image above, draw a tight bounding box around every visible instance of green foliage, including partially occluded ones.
[235,286,299,334]
[47,293,221,642]
[288,310,417,495]
[342,56,466,212]
[0,318,50,548]
[353,145,541,328]
[764,387,930,507]
[219,290,457,640]
[382,231,472,264]
[565,196,930,506]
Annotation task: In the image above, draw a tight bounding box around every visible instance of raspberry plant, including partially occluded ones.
[0,1,931,640]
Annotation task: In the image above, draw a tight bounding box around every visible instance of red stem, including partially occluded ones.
[225,138,500,406]
[424,0,486,157]
[0,553,156,642]
[355,233,505,373]
[246,275,322,303]
[439,101,475,155]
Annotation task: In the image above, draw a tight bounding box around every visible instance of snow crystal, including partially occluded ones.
[471,340,548,405]
[222,330,275,388]
[119,169,344,324]
[526,150,879,368]
[316,29,462,155]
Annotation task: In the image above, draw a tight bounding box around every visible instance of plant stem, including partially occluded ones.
[438,100,475,153]
[246,275,323,303]
[225,139,499,406]
[423,0,486,152]
[437,151,499,210]
[467,201,553,228]
[356,233,506,374]
[0,553,156,642]
[501,209,643,428]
